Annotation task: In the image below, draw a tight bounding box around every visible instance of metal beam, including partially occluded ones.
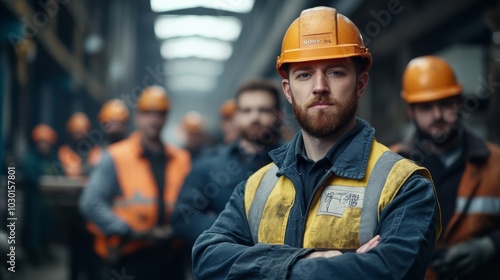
[1,0,105,102]
[369,0,479,57]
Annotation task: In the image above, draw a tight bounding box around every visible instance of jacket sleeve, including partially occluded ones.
[171,159,218,246]
[192,181,314,280]
[289,174,439,280]
[489,231,500,259]
[78,151,130,236]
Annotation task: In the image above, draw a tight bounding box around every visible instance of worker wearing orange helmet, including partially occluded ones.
[57,112,97,177]
[193,7,440,279]
[79,85,191,280]
[89,99,130,166]
[219,99,239,144]
[181,111,212,160]
[58,112,103,280]
[190,100,238,159]
[98,98,129,144]
[22,124,58,264]
[391,55,500,279]
[172,79,284,247]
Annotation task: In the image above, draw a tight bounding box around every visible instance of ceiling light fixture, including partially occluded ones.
[164,59,224,77]
[160,37,233,60]
[166,74,217,93]
[154,15,242,41]
[151,0,255,14]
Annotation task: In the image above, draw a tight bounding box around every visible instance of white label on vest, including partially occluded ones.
[317,185,365,217]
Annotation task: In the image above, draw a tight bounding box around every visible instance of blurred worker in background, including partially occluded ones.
[193,7,441,279]
[79,85,191,280]
[90,99,130,165]
[182,110,211,161]
[219,99,238,144]
[195,99,239,159]
[66,100,131,280]
[172,79,283,247]
[98,99,130,144]
[58,112,101,280]
[22,124,58,265]
[392,55,500,280]
[58,112,98,177]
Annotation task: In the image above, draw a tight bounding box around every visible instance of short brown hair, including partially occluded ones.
[235,79,281,112]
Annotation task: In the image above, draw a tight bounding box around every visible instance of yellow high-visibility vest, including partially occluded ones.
[244,140,441,249]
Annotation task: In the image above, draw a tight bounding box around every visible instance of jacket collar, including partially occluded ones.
[401,129,490,163]
[269,118,375,180]
[222,139,283,159]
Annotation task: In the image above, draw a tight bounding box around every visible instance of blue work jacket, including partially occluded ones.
[172,140,278,245]
[193,118,440,280]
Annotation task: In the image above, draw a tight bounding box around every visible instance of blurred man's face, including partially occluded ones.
[408,97,461,146]
[36,140,52,155]
[282,58,368,138]
[70,131,88,143]
[135,111,166,140]
[235,90,280,146]
[101,120,128,143]
[186,131,206,149]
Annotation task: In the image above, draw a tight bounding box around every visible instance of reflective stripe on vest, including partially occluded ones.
[456,197,500,214]
[359,151,404,244]
[248,151,402,245]
[248,164,280,244]
[92,132,191,258]
[246,147,439,247]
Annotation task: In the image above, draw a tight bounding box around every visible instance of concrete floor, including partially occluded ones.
[11,244,68,280]
[8,243,194,280]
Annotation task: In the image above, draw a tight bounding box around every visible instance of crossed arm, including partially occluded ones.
[193,174,439,280]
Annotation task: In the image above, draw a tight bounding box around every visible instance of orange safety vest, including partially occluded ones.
[92,132,191,258]
[392,141,500,280]
[58,145,100,177]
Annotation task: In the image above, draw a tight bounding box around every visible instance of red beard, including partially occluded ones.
[292,91,358,138]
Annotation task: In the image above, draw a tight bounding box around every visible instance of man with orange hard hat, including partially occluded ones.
[193,7,441,279]
[219,99,238,144]
[194,100,238,158]
[58,112,96,177]
[392,55,500,279]
[181,111,211,160]
[89,99,130,166]
[98,99,129,144]
[79,86,191,280]
[172,79,284,247]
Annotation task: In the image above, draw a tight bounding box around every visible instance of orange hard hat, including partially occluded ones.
[32,124,57,144]
[137,86,170,112]
[220,99,236,118]
[182,111,204,133]
[401,56,462,104]
[276,6,372,78]
[67,112,91,134]
[99,99,129,123]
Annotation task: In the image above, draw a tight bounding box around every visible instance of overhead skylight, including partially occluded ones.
[155,15,242,41]
[160,37,233,60]
[151,0,255,14]
[164,59,224,77]
[166,74,217,93]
